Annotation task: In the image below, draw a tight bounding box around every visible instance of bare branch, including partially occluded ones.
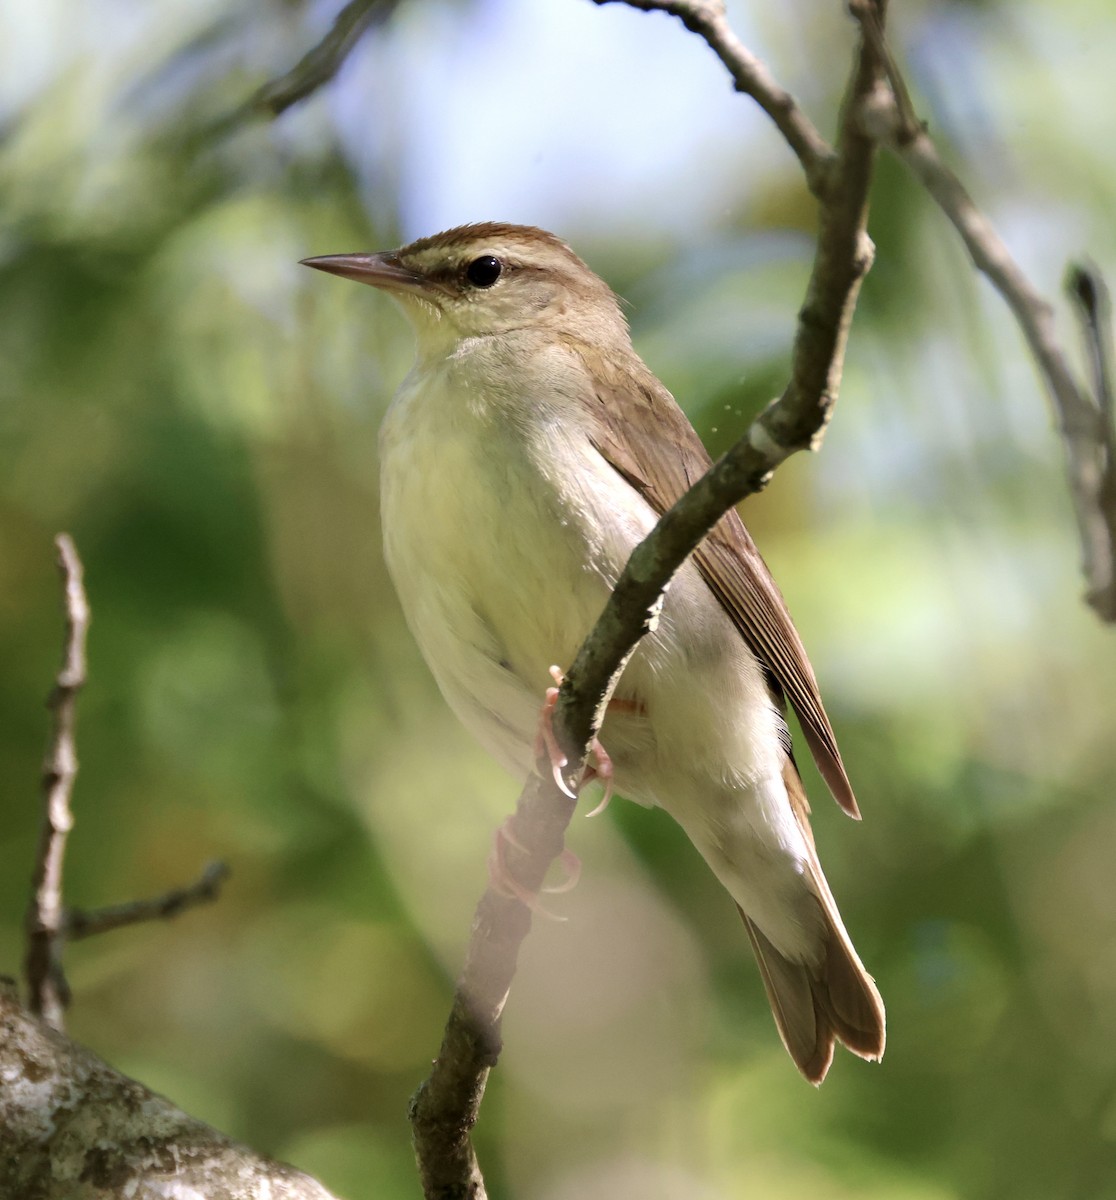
[1066,264,1116,564]
[22,539,234,1038]
[763,0,883,457]
[409,762,578,1200]
[852,4,1116,621]
[593,0,836,194]
[65,861,230,941]
[199,0,402,140]
[1067,265,1116,432]
[408,5,888,1194]
[23,533,90,1030]
[250,0,400,118]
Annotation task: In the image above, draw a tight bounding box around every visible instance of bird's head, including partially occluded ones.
[302,222,629,356]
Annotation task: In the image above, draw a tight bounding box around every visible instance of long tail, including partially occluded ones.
[739,903,885,1084]
[740,759,885,1085]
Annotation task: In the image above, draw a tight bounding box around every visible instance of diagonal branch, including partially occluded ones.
[851,0,1116,621]
[202,0,403,138]
[593,0,836,195]
[407,4,889,1195]
[250,0,400,117]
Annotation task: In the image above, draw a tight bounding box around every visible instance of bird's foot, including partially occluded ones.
[486,815,580,920]
[533,669,575,798]
[534,665,617,814]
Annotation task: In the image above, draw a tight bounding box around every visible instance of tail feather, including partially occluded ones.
[740,911,834,1083]
[738,755,885,1085]
[740,906,885,1085]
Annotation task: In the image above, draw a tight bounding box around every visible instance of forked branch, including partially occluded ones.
[850,0,1116,620]
[22,537,230,1033]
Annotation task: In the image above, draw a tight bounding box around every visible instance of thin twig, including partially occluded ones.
[761,0,883,457]
[198,0,401,141]
[24,534,90,1030]
[851,7,1116,621]
[65,862,231,941]
[251,0,397,117]
[593,0,836,195]
[22,540,233,1034]
[1067,267,1115,423]
[408,5,888,1194]
[1066,264,1116,525]
[848,0,921,141]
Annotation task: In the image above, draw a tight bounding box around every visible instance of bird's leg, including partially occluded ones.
[498,667,643,912]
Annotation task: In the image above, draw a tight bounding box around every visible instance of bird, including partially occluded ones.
[301,222,885,1084]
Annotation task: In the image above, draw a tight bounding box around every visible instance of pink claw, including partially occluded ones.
[583,778,613,819]
[534,677,575,799]
[535,665,622,810]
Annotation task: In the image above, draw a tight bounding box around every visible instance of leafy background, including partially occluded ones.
[2,1,1116,1197]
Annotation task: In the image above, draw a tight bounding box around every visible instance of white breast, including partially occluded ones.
[378,337,789,832]
[378,346,611,776]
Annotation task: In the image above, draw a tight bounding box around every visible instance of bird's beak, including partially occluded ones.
[300,252,429,296]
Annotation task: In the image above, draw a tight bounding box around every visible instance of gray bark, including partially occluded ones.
[0,979,342,1200]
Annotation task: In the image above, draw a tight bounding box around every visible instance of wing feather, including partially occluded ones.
[568,338,860,818]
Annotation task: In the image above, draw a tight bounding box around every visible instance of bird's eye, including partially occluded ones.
[465,255,502,288]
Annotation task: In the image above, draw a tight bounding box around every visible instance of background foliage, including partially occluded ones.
[2,1,1115,1197]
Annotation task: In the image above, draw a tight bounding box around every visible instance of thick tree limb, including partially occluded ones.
[23,534,89,1030]
[851,0,1116,621]
[0,982,341,1200]
[408,4,888,1196]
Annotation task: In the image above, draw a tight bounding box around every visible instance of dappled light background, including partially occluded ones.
[2,0,1116,1197]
